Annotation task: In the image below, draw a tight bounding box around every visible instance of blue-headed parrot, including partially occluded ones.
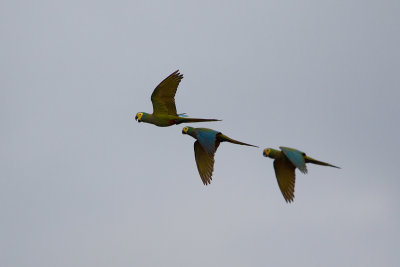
[135,70,220,127]
[263,147,340,203]
[182,126,258,185]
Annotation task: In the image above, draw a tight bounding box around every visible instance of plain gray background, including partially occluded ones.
[1,1,399,266]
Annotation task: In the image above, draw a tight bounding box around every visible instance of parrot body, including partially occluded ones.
[183,127,258,185]
[135,70,220,127]
[136,112,218,127]
[263,147,340,203]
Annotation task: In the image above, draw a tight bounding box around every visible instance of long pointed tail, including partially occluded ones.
[218,133,258,148]
[305,156,340,169]
[178,117,221,124]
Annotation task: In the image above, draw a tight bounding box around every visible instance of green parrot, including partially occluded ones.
[263,147,340,203]
[135,70,221,127]
[182,126,258,185]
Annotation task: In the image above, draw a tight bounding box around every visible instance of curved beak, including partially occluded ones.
[135,115,138,121]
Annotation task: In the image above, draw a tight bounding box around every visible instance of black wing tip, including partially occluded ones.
[299,169,308,174]
[285,197,294,203]
[284,194,295,203]
[201,176,212,186]
[172,69,183,78]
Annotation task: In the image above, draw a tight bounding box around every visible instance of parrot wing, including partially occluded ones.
[194,140,219,185]
[280,147,307,174]
[151,70,183,115]
[273,158,296,203]
[196,129,220,155]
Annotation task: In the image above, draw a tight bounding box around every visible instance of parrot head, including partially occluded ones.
[135,112,147,122]
[182,126,194,135]
[263,148,271,157]
[263,148,279,159]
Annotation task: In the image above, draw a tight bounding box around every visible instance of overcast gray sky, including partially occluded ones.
[1,1,399,266]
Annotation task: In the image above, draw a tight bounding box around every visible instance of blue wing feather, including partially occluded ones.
[280,147,308,173]
[195,129,219,155]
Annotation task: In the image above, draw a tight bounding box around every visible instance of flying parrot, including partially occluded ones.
[182,126,258,185]
[135,70,220,127]
[263,147,340,203]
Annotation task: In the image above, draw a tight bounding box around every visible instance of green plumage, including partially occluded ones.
[183,127,258,185]
[135,70,220,127]
[263,147,340,203]
[134,70,342,200]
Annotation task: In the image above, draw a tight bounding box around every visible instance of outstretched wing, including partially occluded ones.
[151,70,183,115]
[280,147,307,174]
[194,141,219,185]
[273,158,296,203]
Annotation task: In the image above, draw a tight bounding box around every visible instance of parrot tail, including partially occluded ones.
[217,133,259,148]
[305,156,340,169]
[178,117,221,123]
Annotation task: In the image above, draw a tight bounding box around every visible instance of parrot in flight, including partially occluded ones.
[263,147,340,203]
[182,126,258,185]
[135,70,220,127]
